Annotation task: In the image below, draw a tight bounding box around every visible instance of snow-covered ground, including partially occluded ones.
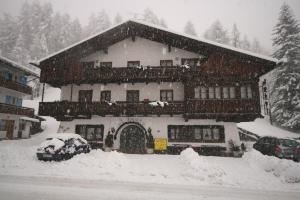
[1,87,300,199]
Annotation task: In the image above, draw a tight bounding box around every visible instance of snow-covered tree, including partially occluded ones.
[184,21,197,36]
[251,38,262,53]
[159,18,167,28]
[0,13,18,57]
[85,10,111,37]
[240,35,251,51]
[9,32,30,64]
[142,8,160,25]
[204,20,229,44]
[270,2,300,130]
[114,13,123,24]
[231,23,240,48]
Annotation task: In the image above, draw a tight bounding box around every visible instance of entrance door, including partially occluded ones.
[120,124,145,154]
[5,120,15,139]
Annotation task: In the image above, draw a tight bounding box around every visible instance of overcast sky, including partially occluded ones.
[1,0,300,52]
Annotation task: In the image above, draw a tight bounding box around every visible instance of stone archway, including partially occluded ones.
[119,123,146,154]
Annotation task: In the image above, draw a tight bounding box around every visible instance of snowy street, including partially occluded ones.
[1,175,300,200]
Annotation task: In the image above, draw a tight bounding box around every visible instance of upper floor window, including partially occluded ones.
[3,71,13,81]
[200,87,207,99]
[230,87,236,99]
[208,87,215,99]
[127,61,140,68]
[160,90,173,101]
[100,62,112,68]
[194,87,200,99]
[78,90,93,102]
[100,90,111,102]
[241,85,253,99]
[223,87,229,99]
[181,58,199,67]
[126,90,139,103]
[160,60,173,67]
[215,87,221,99]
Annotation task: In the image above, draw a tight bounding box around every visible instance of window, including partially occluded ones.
[181,58,199,66]
[19,75,27,85]
[100,62,112,68]
[223,87,229,99]
[229,87,236,99]
[127,61,140,68]
[160,60,173,67]
[160,90,173,101]
[240,86,247,99]
[16,98,22,107]
[5,96,12,104]
[78,90,93,102]
[0,120,6,131]
[215,87,221,99]
[247,85,253,99]
[101,91,111,102]
[208,87,215,99]
[126,90,139,103]
[168,125,224,142]
[75,125,104,141]
[200,87,207,99]
[4,71,12,81]
[19,120,26,131]
[194,87,200,99]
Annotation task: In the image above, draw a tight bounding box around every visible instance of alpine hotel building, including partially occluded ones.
[37,20,277,154]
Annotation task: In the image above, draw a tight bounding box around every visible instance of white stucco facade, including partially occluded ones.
[61,82,184,102]
[81,37,200,67]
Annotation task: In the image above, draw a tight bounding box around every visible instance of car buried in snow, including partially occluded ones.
[253,136,300,162]
[36,133,91,161]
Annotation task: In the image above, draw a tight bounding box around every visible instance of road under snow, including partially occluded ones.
[1,175,299,200]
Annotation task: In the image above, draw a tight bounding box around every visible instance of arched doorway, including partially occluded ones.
[119,124,146,154]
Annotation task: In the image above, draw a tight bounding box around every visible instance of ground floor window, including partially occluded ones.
[0,120,6,131]
[75,125,104,141]
[168,125,225,143]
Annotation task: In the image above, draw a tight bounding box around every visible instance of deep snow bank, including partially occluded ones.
[180,148,225,184]
[244,150,300,183]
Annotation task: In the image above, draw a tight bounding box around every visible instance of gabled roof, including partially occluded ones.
[0,55,39,77]
[37,19,277,66]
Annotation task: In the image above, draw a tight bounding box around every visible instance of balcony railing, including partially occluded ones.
[0,103,34,117]
[39,101,185,118]
[40,65,192,86]
[39,99,261,122]
[0,75,32,95]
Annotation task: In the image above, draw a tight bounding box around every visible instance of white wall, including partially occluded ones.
[0,113,31,139]
[81,37,200,67]
[61,82,184,102]
[59,116,240,151]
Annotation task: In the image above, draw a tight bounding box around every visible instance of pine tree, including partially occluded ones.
[142,8,160,25]
[271,3,300,130]
[231,23,240,48]
[240,35,251,50]
[0,13,18,58]
[251,38,262,53]
[204,20,229,44]
[184,21,197,36]
[85,10,111,37]
[159,18,167,28]
[114,13,123,24]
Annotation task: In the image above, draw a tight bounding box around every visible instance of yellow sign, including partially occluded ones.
[154,138,167,151]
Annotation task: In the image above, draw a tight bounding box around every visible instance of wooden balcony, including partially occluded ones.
[39,99,261,122]
[0,103,34,117]
[0,75,32,95]
[39,101,185,119]
[40,65,192,87]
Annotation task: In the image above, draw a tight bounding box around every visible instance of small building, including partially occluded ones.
[36,20,277,154]
[0,56,39,139]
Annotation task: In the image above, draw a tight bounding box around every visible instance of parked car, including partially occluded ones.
[253,136,300,162]
[36,133,91,161]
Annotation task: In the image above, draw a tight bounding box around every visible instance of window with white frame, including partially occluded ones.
[223,87,229,99]
[247,85,253,98]
[230,87,236,99]
[194,87,200,99]
[240,86,247,99]
[200,87,207,99]
[215,87,221,99]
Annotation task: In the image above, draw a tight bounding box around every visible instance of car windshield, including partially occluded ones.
[279,139,299,147]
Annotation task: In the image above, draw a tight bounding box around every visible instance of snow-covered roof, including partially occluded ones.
[0,55,39,77]
[37,19,277,64]
[20,116,40,123]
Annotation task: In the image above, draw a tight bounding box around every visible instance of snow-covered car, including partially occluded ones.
[36,133,91,161]
[253,136,300,162]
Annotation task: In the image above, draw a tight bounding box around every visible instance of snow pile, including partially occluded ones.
[180,148,225,184]
[38,138,65,153]
[244,150,300,183]
[149,101,169,107]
